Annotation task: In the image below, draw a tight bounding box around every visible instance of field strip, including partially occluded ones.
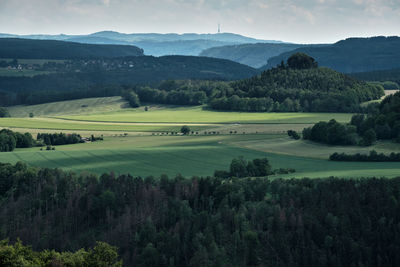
[52,116,332,125]
[45,117,218,126]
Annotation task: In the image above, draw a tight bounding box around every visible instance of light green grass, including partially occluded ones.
[58,106,353,124]
[8,97,128,117]
[0,118,207,132]
[233,137,400,159]
[0,135,398,178]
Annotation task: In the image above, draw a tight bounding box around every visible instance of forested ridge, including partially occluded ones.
[0,162,400,266]
[351,68,400,85]
[0,38,144,59]
[124,54,383,112]
[0,56,257,106]
[264,36,400,73]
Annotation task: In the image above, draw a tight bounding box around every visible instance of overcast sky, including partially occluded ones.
[0,0,399,43]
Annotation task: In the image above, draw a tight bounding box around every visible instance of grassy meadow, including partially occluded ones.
[58,105,354,124]
[1,97,399,178]
[0,134,398,178]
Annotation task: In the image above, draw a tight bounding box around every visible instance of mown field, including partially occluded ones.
[0,135,398,178]
[58,105,354,124]
[8,97,127,117]
[1,97,399,178]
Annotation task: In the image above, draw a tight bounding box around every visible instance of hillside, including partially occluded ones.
[113,54,383,113]
[351,68,400,85]
[209,63,383,112]
[264,36,400,73]
[0,38,144,59]
[0,56,258,106]
[200,43,306,68]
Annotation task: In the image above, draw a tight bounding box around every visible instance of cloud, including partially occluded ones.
[0,0,398,43]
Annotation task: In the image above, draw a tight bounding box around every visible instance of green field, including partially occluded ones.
[1,97,399,179]
[58,105,354,124]
[2,97,354,136]
[0,134,398,178]
[0,117,211,133]
[8,97,127,117]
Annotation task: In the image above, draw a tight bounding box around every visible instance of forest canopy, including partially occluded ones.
[0,162,399,266]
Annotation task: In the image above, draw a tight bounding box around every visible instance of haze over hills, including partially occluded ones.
[0,31,282,57]
[263,36,400,73]
[200,43,313,68]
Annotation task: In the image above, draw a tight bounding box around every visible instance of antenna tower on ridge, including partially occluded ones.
[218,23,221,34]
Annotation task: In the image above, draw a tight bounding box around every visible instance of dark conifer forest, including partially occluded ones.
[0,162,399,266]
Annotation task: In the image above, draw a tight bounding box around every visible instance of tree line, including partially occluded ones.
[122,54,383,112]
[0,129,34,152]
[303,91,400,146]
[37,133,83,146]
[0,239,122,266]
[330,150,400,162]
[0,55,257,106]
[0,107,10,117]
[1,161,399,266]
[1,54,384,114]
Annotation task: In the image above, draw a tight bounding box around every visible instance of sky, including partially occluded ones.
[0,0,399,43]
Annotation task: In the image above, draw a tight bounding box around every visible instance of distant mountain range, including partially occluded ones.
[0,31,282,57]
[263,36,400,73]
[2,32,400,75]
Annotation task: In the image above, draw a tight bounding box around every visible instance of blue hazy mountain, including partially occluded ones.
[263,36,400,73]
[0,31,282,56]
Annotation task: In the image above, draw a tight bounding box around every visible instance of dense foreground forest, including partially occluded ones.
[0,162,399,266]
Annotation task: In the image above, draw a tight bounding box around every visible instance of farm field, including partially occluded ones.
[0,117,209,133]
[2,97,354,135]
[8,96,128,117]
[58,105,354,124]
[0,134,399,178]
[1,97,399,179]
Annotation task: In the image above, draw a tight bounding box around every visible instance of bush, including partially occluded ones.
[303,120,358,145]
[362,129,377,146]
[0,107,10,117]
[180,125,191,135]
[287,130,300,140]
[214,157,273,178]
